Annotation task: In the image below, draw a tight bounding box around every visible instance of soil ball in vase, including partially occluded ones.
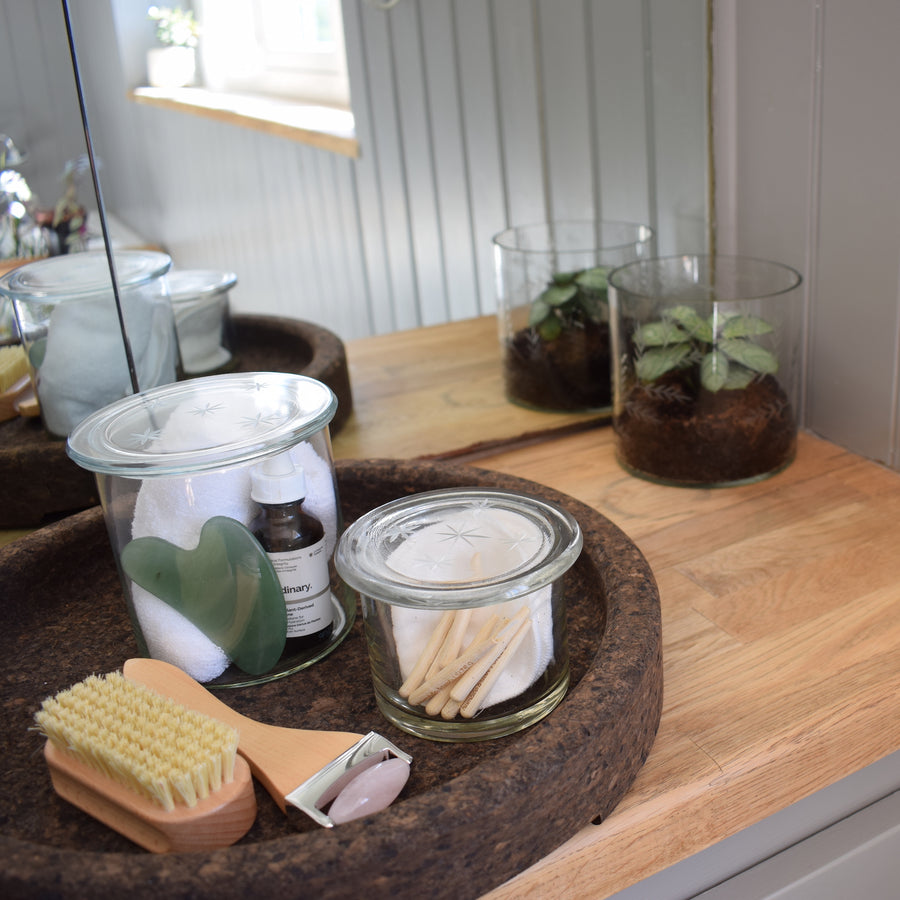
[493,221,654,413]
[504,266,612,411]
[609,255,802,487]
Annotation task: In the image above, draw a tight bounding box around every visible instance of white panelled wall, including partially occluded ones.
[4,0,900,471]
[713,0,900,469]
[66,0,709,337]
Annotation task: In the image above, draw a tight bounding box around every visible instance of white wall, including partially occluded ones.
[713,0,900,468]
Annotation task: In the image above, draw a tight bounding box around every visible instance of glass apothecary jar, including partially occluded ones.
[0,250,180,437]
[493,220,654,412]
[67,372,353,687]
[608,254,803,487]
[335,487,582,742]
[167,268,237,376]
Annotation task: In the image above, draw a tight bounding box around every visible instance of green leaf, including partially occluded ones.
[635,320,689,347]
[634,343,692,381]
[721,314,774,339]
[722,363,757,390]
[577,287,607,321]
[719,338,778,374]
[665,306,713,342]
[121,517,287,675]
[528,297,551,327]
[574,266,609,292]
[700,350,729,392]
[552,270,578,286]
[540,284,578,307]
[537,315,562,341]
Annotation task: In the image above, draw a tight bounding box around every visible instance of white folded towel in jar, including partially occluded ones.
[388,506,555,710]
[130,397,338,683]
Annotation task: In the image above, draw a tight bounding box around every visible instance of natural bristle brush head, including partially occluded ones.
[34,671,257,853]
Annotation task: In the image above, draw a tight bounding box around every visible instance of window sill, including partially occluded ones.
[129,86,359,158]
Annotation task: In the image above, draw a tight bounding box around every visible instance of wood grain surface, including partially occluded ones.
[331,315,607,461]
[473,428,900,898]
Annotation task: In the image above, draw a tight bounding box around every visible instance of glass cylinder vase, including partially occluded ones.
[608,255,803,487]
[0,250,180,438]
[493,220,654,412]
[335,487,582,742]
[66,372,354,687]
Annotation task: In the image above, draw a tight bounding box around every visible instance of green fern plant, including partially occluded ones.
[528,266,609,341]
[633,304,778,392]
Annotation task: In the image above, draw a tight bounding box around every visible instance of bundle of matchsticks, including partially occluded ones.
[398,606,533,720]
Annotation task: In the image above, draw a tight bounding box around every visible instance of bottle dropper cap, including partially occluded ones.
[250,450,307,504]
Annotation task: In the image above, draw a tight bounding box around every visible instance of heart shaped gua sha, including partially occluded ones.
[121,516,287,675]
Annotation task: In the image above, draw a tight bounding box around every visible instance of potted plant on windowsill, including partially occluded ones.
[608,255,803,487]
[146,5,200,89]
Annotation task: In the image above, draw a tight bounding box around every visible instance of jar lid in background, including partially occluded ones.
[0,250,172,303]
[66,371,337,477]
[167,269,237,303]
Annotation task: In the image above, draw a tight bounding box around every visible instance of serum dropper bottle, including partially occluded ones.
[250,451,334,653]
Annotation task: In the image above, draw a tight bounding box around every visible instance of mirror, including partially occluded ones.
[2,0,709,344]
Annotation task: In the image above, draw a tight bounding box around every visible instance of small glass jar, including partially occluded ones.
[608,254,803,486]
[167,269,236,376]
[492,220,654,413]
[67,371,354,687]
[0,250,179,437]
[335,487,582,742]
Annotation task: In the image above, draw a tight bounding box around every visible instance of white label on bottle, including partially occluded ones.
[268,537,333,637]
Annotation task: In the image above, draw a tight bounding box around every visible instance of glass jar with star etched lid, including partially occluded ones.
[336,487,582,741]
[66,371,352,687]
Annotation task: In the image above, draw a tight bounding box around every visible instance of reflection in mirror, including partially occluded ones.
[71,0,707,342]
[4,0,708,347]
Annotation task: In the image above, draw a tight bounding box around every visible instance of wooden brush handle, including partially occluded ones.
[45,741,256,853]
[123,658,364,811]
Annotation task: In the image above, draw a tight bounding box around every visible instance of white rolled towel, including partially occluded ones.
[130,394,338,682]
[388,506,555,710]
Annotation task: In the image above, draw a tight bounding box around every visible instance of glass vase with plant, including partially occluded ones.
[493,221,653,413]
[609,255,802,487]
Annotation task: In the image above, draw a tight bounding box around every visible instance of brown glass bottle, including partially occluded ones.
[250,454,334,655]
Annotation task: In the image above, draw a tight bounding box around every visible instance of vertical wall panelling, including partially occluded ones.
[453,0,508,315]
[491,0,547,227]
[537,0,595,222]
[1,1,84,208]
[388,1,448,327]
[8,0,709,343]
[713,0,818,427]
[645,0,709,254]
[355,1,421,332]
[340,0,386,334]
[419,0,481,322]
[715,0,900,469]
[810,0,900,465]
[589,0,653,229]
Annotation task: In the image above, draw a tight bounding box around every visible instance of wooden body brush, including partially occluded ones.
[35,671,257,853]
[122,657,412,828]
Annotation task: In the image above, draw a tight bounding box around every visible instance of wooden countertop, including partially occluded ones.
[333,315,900,898]
[331,315,606,460]
[3,314,898,896]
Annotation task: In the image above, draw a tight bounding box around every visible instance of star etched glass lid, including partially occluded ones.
[66,371,337,476]
[336,487,583,608]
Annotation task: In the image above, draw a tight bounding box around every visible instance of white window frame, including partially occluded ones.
[195,0,351,110]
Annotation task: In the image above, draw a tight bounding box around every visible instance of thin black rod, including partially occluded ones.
[60,0,141,394]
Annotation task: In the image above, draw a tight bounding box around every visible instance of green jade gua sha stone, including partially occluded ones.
[121,516,287,675]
